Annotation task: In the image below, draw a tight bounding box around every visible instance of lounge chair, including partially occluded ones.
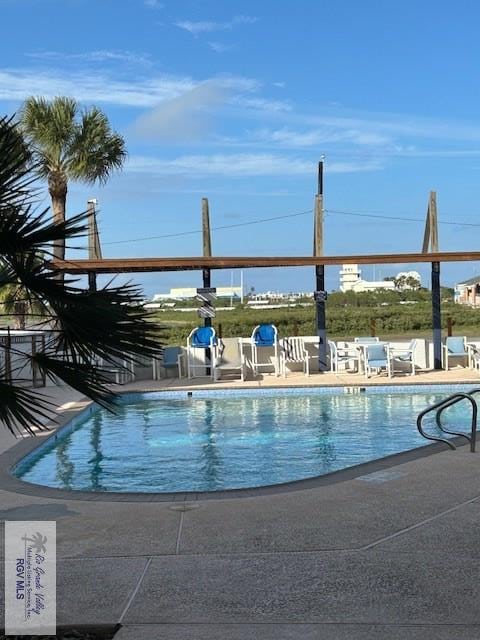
[251,323,280,376]
[328,340,359,373]
[214,338,246,382]
[153,346,185,380]
[443,336,474,370]
[390,339,417,376]
[187,326,217,379]
[364,343,392,378]
[281,336,312,376]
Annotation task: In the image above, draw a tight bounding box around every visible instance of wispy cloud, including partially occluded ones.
[175,15,257,36]
[131,82,227,141]
[208,42,233,53]
[0,68,255,108]
[252,127,392,148]
[126,153,382,177]
[26,49,152,65]
[144,0,164,8]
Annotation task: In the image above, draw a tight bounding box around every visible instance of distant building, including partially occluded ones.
[455,276,480,306]
[339,265,421,293]
[152,286,242,301]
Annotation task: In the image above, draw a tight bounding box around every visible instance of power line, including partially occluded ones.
[102,209,313,246]
[98,206,480,248]
[326,208,480,227]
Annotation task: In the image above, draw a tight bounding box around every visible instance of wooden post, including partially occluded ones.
[314,160,328,372]
[447,316,453,337]
[370,318,376,337]
[87,199,102,292]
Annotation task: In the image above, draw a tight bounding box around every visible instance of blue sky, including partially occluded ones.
[1,0,480,295]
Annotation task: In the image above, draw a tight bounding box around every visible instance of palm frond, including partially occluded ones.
[0,377,54,435]
[68,106,127,183]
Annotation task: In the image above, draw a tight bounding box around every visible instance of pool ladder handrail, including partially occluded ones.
[416,389,480,452]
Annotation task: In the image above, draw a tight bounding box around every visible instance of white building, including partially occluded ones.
[152,286,243,301]
[339,265,421,293]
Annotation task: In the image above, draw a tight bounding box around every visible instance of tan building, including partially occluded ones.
[455,276,480,306]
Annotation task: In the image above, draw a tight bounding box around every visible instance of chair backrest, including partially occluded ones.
[366,343,387,362]
[163,346,183,366]
[217,338,242,366]
[283,337,305,361]
[328,340,337,356]
[446,336,466,354]
[190,326,216,348]
[354,336,380,344]
[252,324,278,346]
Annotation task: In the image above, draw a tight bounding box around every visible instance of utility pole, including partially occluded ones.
[314,159,328,371]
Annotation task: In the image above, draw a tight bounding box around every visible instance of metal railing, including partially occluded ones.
[417,389,480,452]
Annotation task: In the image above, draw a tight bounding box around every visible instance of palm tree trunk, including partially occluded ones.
[48,178,67,263]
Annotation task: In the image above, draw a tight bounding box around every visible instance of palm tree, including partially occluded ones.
[19,97,126,261]
[0,115,160,435]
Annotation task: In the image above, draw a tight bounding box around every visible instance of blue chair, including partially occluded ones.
[443,336,473,370]
[153,346,185,379]
[187,326,217,379]
[251,324,279,376]
[364,343,392,378]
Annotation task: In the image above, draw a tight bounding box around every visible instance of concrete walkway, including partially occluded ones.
[1,375,480,638]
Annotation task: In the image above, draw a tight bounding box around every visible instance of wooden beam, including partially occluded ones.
[50,250,480,273]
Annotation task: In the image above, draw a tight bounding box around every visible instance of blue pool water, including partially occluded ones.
[15,386,476,493]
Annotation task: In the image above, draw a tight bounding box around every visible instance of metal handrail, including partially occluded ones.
[417,390,480,451]
[435,388,480,453]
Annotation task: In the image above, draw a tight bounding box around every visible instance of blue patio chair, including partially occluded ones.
[187,326,217,379]
[443,336,473,370]
[251,324,280,376]
[153,346,185,380]
[364,343,392,378]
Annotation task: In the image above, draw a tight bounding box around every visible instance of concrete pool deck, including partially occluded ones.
[1,370,480,638]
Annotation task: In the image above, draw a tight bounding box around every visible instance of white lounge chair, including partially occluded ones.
[390,339,417,376]
[214,338,246,382]
[281,337,312,377]
[328,340,359,373]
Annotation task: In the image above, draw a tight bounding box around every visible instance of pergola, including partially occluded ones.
[51,249,480,372]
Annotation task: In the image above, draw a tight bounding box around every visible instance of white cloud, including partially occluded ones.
[175,15,257,36]
[26,50,151,65]
[208,42,233,53]
[131,82,227,141]
[125,153,382,177]
[144,0,164,8]
[252,127,392,148]
[0,68,255,108]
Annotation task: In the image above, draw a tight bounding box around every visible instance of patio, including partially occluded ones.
[1,373,480,638]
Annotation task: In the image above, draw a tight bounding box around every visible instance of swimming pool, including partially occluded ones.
[14,385,476,493]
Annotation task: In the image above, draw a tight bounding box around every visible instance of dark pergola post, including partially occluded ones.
[202,198,212,374]
[431,261,442,369]
[315,160,328,371]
